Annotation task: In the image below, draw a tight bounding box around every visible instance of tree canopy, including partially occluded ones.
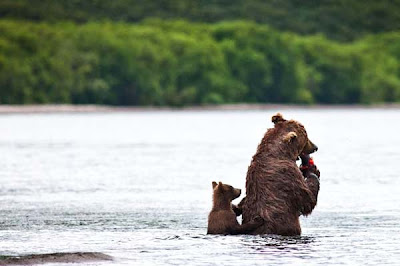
[1,0,399,41]
[1,19,399,105]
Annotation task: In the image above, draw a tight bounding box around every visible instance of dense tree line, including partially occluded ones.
[1,20,399,105]
[0,0,399,41]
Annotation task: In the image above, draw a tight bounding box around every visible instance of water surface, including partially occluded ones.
[0,109,399,265]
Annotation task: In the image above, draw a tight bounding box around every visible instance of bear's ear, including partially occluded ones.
[217,181,224,191]
[283,131,297,143]
[212,181,218,189]
[272,113,286,125]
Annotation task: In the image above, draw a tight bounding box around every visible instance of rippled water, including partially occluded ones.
[0,109,399,265]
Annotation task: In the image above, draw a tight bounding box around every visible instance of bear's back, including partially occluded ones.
[242,158,304,234]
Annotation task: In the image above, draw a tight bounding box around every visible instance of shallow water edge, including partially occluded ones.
[1,103,400,114]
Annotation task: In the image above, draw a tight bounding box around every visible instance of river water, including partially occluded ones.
[0,109,399,265]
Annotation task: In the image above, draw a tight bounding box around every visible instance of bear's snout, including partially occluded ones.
[234,188,241,199]
[303,140,318,154]
[312,144,318,152]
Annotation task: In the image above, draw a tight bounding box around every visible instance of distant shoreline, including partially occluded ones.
[0,104,400,114]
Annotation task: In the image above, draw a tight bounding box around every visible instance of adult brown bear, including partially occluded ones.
[240,113,320,236]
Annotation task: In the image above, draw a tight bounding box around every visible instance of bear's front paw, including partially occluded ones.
[307,165,320,178]
[306,173,320,183]
[232,204,242,216]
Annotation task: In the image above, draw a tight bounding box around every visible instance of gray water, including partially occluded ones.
[0,109,399,265]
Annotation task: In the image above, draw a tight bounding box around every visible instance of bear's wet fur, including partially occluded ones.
[207,181,263,235]
[241,113,320,236]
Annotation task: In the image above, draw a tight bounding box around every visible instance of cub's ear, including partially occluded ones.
[283,131,297,143]
[272,113,286,125]
[212,181,218,189]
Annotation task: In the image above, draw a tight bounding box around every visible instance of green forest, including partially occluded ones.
[1,1,400,105]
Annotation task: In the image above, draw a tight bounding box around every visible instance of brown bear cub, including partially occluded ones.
[207,181,263,235]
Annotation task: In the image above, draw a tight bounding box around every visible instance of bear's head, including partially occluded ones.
[271,113,318,160]
[212,181,241,204]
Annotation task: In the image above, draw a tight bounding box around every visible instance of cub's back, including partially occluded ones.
[207,210,238,234]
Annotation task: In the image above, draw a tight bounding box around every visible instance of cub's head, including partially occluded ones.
[271,113,318,159]
[212,181,241,202]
